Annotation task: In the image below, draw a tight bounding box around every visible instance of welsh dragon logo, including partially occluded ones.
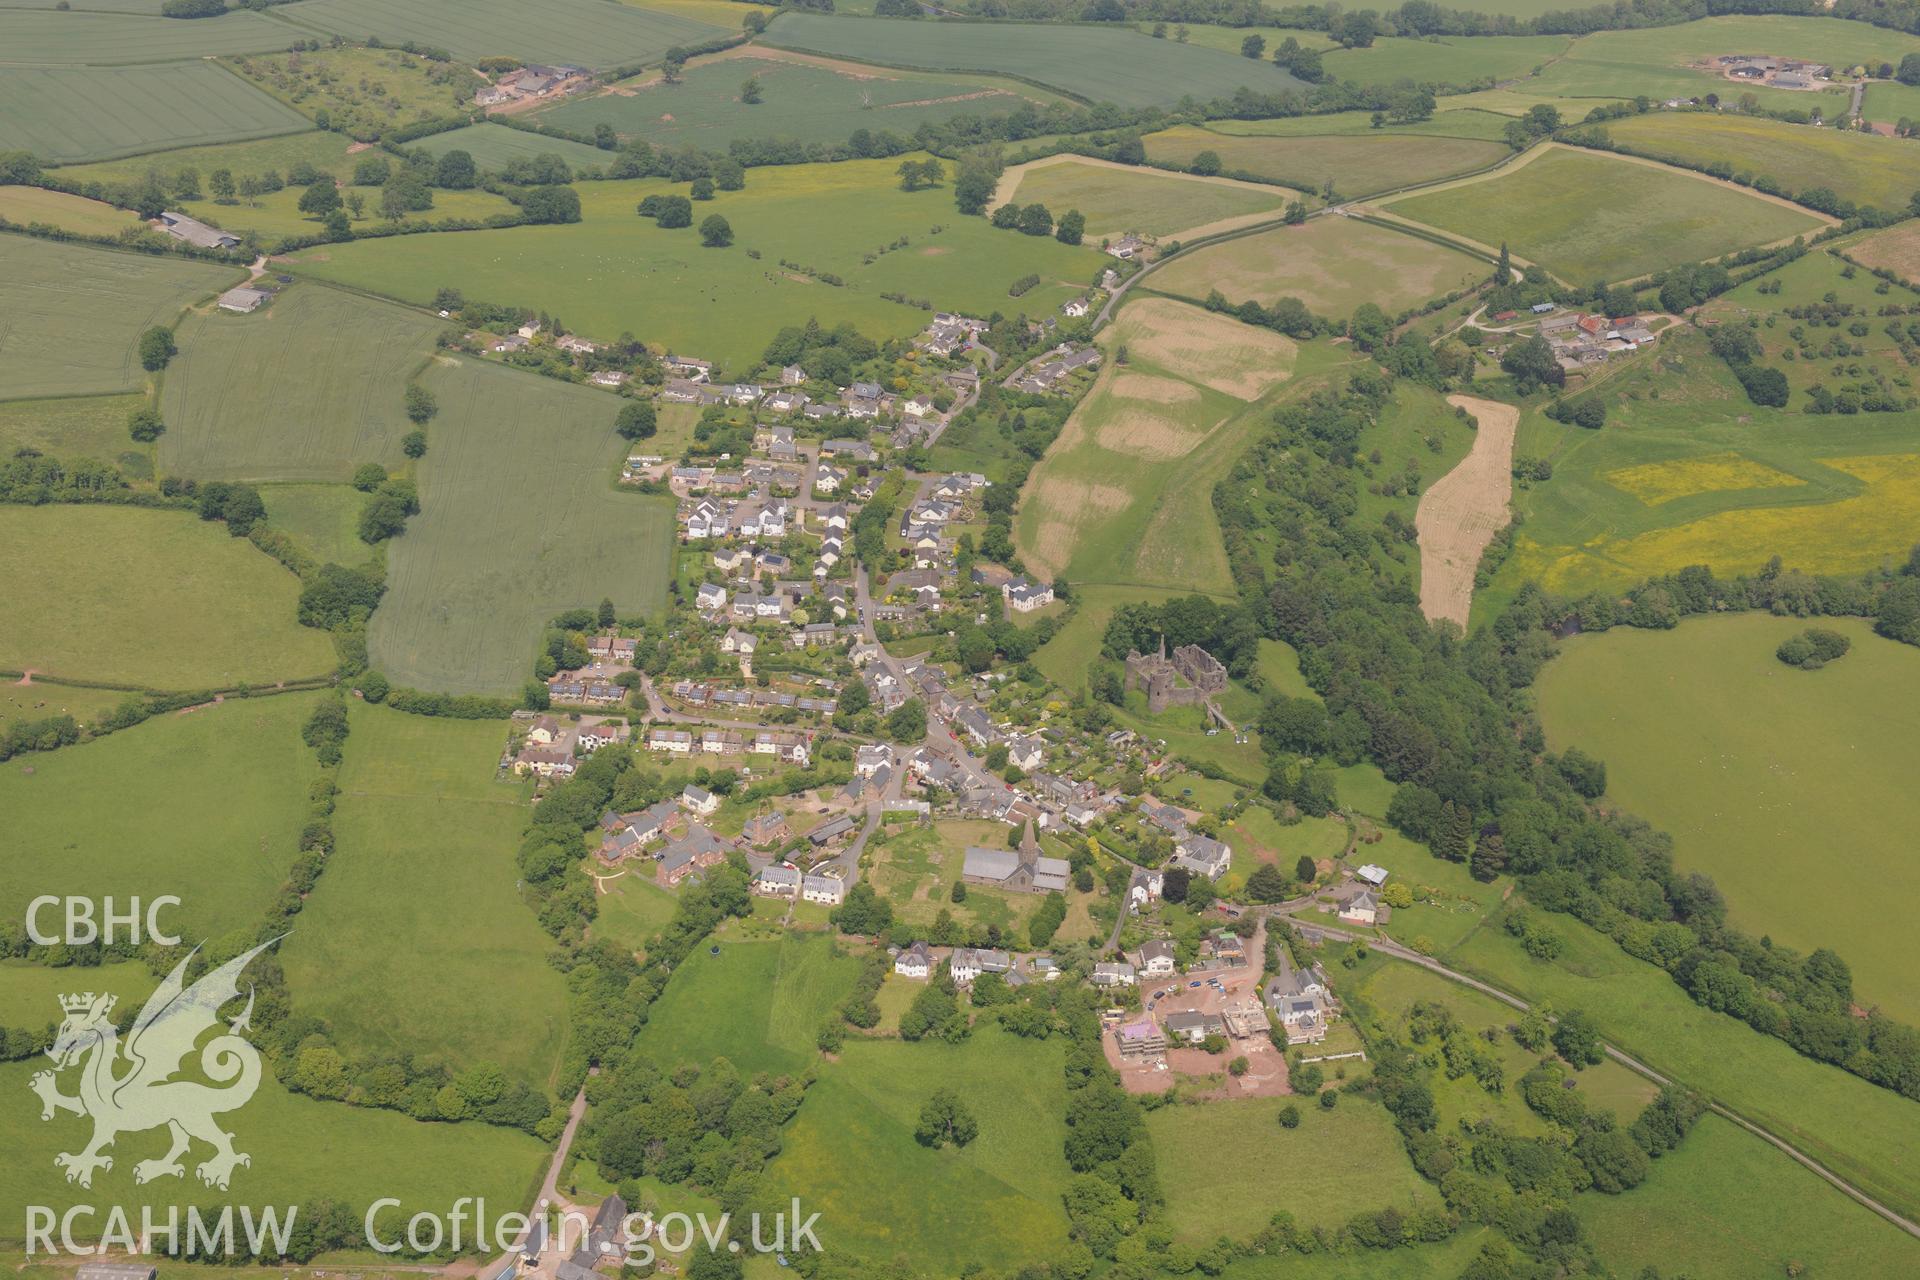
[30,939,277,1190]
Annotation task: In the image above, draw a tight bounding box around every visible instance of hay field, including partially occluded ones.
[1001,155,1290,239]
[0,506,335,687]
[367,357,675,694]
[287,157,1103,371]
[0,234,239,400]
[538,52,1035,152]
[763,12,1305,108]
[0,62,311,163]
[1536,614,1920,1025]
[159,284,446,481]
[0,185,136,236]
[1415,395,1516,628]
[282,704,569,1084]
[0,7,297,63]
[1150,217,1487,320]
[1385,147,1823,284]
[1601,112,1920,215]
[1016,296,1298,593]
[0,394,147,469]
[1850,218,1920,282]
[262,482,374,566]
[273,0,726,70]
[1145,123,1509,198]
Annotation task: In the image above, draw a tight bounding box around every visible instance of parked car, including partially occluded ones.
[1188,980,1202,988]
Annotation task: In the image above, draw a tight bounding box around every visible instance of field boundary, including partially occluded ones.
[752,31,1099,106]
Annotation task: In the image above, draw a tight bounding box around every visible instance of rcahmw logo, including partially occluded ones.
[26,896,182,946]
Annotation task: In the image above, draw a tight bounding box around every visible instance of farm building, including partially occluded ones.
[217,286,270,313]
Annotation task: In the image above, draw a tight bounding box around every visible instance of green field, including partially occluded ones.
[1149,1094,1441,1242]
[1320,33,1572,89]
[636,930,862,1075]
[272,0,727,70]
[282,704,568,1084]
[0,234,239,401]
[590,871,680,950]
[1864,77,1920,128]
[763,12,1306,108]
[366,357,675,693]
[0,1060,545,1245]
[0,692,322,943]
[1535,614,1920,1023]
[1600,111,1920,214]
[765,1026,1073,1271]
[0,62,312,164]
[1448,904,1920,1225]
[406,121,614,171]
[0,393,150,472]
[287,157,1104,372]
[1209,108,1518,141]
[262,482,379,566]
[1386,146,1822,284]
[0,506,335,687]
[0,7,298,63]
[1004,156,1290,239]
[0,184,137,236]
[0,678,130,737]
[159,283,446,481]
[1579,1115,1920,1279]
[1146,123,1510,198]
[1017,295,1309,595]
[0,960,155,1029]
[1151,217,1488,321]
[55,129,357,189]
[174,180,520,244]
[1214,1234,1495,1280]
[537,53,1036,152]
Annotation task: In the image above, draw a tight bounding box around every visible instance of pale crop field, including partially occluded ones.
[1146,123,1509,198]
[0,62,312,165]
[1601,112,1920,215]
[1003,155,1289,240]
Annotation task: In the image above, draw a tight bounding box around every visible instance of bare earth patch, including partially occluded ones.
[1416,394,1518,628]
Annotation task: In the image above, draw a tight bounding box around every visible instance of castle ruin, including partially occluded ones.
[1124,638,1227,713]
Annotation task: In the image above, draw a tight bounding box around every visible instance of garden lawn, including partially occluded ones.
[537,53,1037,153]
[366,357,675,694]
[1003,156,1290,239]
[1578,1115,1920,1279]
[636,931,862,1075]
[1384,146,1822,283]
[0,506,334,687]
[762,12,1305,108]
[0,692,322,944]
[287,157,1103,372]
[0,234,239,401]
[1447,903,1920,1225]
[1150,217,1487,320]
[0,62,311,164]
[0,393,150,475]
[280,704,567,1085]
[0,1060,544,1248]
[159,283,446,482]
[1146,123,1508,197]
[1147,1095,1440,1242]
[1600,111,1920,215]
[1358,829,1501,956]
[0,185,136,236]
[1534,613,1920,1023]
[764,1026,1072,1272]
[271,0,728,70]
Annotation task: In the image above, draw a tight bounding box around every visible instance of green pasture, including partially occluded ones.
[0,1060,545,1246]
[1151,217,1488,320]
[1223,809,1347,888]
[176,181,519,244]
[0,185,137,236]
[0,8,298,64]
[1352,379,1477,568]
[282,704,567,1084]
[160,283,446,482]
[0,62,311,164]
[262,483,379,566]
[0,234,239,401]
[288,157,1104,372]
[636,930,862,1075]
[1385,146,1822,284]
[1448,903,1920,1225]
[1005,157,1290,239]
[1864,78,1920,127]
[0,506,334,687]
[406,122,612,170]
[1032,582,1189,694]
[1579,1114,1920,1279]
[1148,1094,1441,1242]
[1207,108,1517,141]
[590,871,680,950]
[0,393,149,473]
[55,129,356,188]
[538,54,1036,152]
[1214,1234,1494,1280]
[765,1025,1073,1272]
[1320,34,1572,89]
[0,960,155,1028]
[1601,111,1920,214]
[762,12,1306,109]
[1700,249,1920,400]
[366,357,675,694]
[0,692,322,944]
[0,679,130,737]
[1536,614,1920,1024]
[1146,123,1509,198]
[272,0,727,70]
